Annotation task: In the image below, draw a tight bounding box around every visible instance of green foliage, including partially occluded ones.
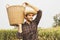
[38,27,60,40]
[0,30,18,40]
[53,14,60,27]
[0,27,60,40]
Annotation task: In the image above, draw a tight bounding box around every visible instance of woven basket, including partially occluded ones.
[7,5,25,26]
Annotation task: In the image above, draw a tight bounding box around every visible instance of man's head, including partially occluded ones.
[25,11,36,22]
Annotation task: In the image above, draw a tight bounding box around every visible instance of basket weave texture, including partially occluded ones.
[7,5,25,25]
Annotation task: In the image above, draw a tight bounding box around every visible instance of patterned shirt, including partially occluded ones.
[20,10,42,40]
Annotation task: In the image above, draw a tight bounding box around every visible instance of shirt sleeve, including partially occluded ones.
[16,32,23,39]
[33,10,42,25]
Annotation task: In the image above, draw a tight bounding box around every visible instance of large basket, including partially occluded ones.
[7,5,25,26]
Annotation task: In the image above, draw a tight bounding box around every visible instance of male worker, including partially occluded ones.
[16,2,42,40]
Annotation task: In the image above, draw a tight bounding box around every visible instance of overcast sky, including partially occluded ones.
[0,0,60,29]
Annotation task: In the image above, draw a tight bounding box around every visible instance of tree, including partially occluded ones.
[53,13,60,27]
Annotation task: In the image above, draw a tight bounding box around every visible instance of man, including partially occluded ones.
[16,2,42,40]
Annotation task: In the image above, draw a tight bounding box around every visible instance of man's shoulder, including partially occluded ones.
[22,22,25,25]
[22,22,27,26]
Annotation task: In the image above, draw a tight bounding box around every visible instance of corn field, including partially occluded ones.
[38,27,60,40]
[0,27,60,40]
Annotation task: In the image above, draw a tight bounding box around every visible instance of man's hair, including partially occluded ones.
[25,13,35,17]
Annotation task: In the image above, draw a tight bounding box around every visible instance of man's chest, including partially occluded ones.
[22,22,37,31]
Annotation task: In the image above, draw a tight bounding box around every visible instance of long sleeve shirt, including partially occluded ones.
[17,10,42,40]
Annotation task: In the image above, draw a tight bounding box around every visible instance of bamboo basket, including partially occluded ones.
[7,5,25,26]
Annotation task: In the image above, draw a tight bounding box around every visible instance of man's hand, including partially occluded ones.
[23,2,31,7]
[22,2,39,12]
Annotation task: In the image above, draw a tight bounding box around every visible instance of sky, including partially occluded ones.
[0,0,60,29]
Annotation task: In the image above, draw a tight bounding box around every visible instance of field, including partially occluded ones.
[38,27,60,40]
[0,27,60,40]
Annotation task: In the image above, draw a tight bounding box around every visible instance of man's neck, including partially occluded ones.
[26,21,30,25]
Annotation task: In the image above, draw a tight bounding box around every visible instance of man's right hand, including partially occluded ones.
[22,2,31,7]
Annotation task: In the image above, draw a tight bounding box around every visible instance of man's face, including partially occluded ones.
[25,13,34,22]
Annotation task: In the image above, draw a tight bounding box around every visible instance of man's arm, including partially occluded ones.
[16,24,23,39]
[34,10,42,25]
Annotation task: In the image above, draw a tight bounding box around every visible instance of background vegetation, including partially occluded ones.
[0,27,60,40]
[53,13,60,27]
